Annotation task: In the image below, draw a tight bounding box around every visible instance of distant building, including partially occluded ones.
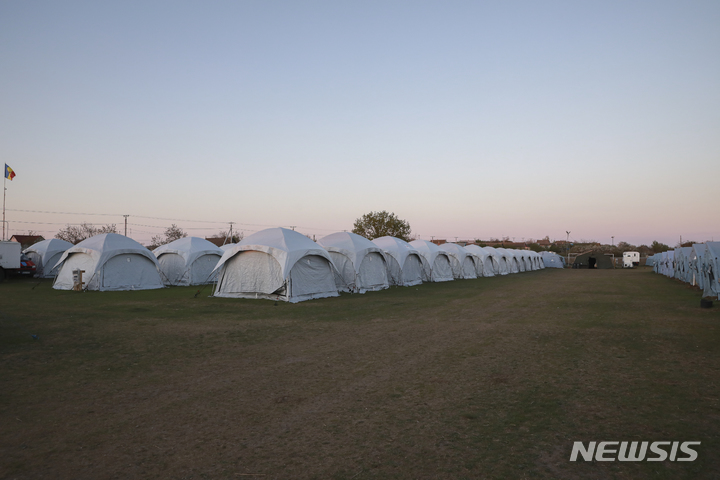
[10,235,45,249]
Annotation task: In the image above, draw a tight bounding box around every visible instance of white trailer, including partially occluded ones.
[0,241,36,281]
[623,251,640,268]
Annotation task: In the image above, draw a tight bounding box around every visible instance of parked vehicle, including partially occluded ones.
[623,251,640,268]
[0,241,36,282]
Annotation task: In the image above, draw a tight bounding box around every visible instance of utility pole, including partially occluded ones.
[611,236,614,247]
[123,215,129,236]
[290,226,296,231]
[228,222,235,244]
[566,231,571,266]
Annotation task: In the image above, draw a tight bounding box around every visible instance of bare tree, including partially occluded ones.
[55,223,118,244]
[149,224,187,249]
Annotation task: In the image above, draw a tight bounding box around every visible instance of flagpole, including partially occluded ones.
[2,173,6,241]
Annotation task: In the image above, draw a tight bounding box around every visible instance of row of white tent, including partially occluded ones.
[646,243,720,299]
[24,230,565,302]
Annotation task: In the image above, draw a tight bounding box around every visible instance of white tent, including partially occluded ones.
[539,251,564,268]
[409,240,454,282]
[674,247,693,282]
[532,251,545,270]
[688,244,705,289]
[496,248,520,273]
[464,245,495,277]
[482,247,508,275]
[645,254,657,267]
[373,236,430,286]
[53,233,164,291]
[515,250,529,272]
[219,243,237,252]
[213,228,339,303]
[23,238,74,278]
[702,242,720,300]
[317,232,389,293]
[438,243,477,279]
[153,237,223,286]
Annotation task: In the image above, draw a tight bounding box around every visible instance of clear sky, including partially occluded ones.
[1,1,718,246]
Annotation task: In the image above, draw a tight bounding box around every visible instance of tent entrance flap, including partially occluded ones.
[220,251,284,295]
[289,255,337,297]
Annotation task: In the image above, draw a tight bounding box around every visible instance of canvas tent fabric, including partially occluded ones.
[372,236,430,286]
[496,248,520,273]
[153,237,223,286]
[702,242,720,300]
[572,251,614,269]
[660,251,675,277]
[53,233,164,291]
[219,243,237,251]
[464,245,495,277]
[213,228,339,303]
[644,254,656,267]
[688,244,706,289]
[23,238,73,278]
[481,247,507,275]
[540,251,564,268]
[409,240,454,282]
[317,232,389,293]
[673,247,693,282]
[438,243,477,279]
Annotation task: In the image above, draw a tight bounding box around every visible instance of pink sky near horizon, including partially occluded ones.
[1,2,718,248]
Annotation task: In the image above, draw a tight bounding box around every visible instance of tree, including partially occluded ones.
[651,240,670,253]
[149,224,187,249]
[55,223,118,244]
[215,229,243,244]
[352,211,412,242]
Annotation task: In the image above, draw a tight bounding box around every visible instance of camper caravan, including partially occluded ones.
[623,251,640,268]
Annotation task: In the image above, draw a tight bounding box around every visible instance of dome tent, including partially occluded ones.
[409,240,454,282]
[702,242,720,300]
[673,247,693,282]
[688,244,705,289]
[53,233,164,291]
[153,237,223,286]
[438,243,477,279]
[572,251,614,269]
[540,251,564,268]
[464,245,495,277]
[23,238,73,278]
[481,246,507,275]
[372,236,430,286]
[213,228,339,303]
[317,232,389,293]
[496,248,520,273]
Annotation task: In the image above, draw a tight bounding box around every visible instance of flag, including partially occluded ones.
[4,164,15,180]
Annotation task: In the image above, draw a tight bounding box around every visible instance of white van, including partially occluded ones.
[623,251,640,268]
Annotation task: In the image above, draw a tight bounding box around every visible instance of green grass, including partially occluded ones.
[1,268,719,479]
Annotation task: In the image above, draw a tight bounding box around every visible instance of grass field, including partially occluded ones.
[1,268,719,479]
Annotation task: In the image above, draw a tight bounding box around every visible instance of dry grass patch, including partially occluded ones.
[1,268,719,479]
